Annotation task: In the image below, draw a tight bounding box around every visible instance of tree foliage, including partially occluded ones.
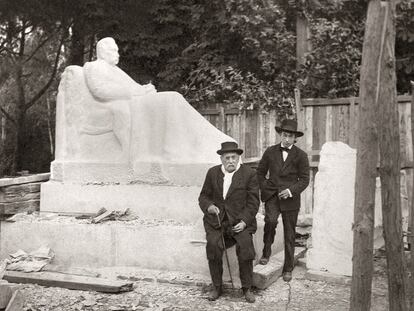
[1,0,414,175]
[298,0,414,98]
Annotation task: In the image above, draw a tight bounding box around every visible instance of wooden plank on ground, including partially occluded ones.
[252,247,306,289]
[3,271,133,293]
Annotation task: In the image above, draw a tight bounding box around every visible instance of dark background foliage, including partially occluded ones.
[0,0,413,175]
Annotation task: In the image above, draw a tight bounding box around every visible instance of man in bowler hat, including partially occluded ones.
[199,142,259,302]
[256,119,309,282]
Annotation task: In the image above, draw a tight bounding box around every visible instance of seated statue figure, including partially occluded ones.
[53,37,234,184]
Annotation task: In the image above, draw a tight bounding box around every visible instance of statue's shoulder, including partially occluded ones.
[83,60,100,71]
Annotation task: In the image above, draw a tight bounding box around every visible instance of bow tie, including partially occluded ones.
[280,146,290,152]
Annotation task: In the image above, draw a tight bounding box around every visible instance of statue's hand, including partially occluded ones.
[144,83,157,94]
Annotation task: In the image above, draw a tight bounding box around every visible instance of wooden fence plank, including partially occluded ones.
[325,105,333,142]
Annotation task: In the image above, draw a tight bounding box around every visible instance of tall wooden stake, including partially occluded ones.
[350,1,384,310]
[409,80,414,310]
[377,0,408,309]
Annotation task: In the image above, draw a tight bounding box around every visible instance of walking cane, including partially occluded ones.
[216,213,235,289]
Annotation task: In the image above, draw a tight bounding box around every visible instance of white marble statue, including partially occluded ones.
[52,37,234,184]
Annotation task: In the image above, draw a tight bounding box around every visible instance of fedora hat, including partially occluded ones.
[275,119,304,137]
[217,141,244,155]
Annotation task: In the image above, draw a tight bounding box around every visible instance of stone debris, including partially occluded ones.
[6,246,54,273]
[92,208,130,224]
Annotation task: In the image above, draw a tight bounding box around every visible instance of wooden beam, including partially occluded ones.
[0,173,50,188]
[350,1,384,310]
[377,0,408,308]
[3,271,133,293]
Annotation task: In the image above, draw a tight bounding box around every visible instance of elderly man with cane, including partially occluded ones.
[199,142,259,303]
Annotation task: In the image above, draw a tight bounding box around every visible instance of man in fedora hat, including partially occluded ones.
[199,141,259,303]
[256,119,309,282]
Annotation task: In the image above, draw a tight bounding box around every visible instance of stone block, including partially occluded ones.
[252,247,306,289]
[0,284,21,309]
[5,290,24,311]
[307,142,382,276]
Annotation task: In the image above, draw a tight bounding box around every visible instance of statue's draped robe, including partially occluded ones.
[83,60,234,166]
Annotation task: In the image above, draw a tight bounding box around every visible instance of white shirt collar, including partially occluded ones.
[281,143,293,150]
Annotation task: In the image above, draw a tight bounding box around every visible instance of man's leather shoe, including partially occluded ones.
[258,256,269,265]
[208,285,222,301]
[243,288,255,303]
[282,272,292,282]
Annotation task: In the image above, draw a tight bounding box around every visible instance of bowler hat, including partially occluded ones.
[217,141,244,155]
[275,119,304,137]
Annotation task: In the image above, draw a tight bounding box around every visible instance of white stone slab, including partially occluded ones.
[307,142,382,276]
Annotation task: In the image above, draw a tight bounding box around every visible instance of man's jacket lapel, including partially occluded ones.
[274,144,284,170]
[216,168,224,200]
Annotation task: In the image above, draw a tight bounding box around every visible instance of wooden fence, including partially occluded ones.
[199,94,413,218]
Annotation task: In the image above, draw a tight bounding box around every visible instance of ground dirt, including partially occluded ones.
[16,254,390,311]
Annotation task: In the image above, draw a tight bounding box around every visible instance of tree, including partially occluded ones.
[0,1,70,174]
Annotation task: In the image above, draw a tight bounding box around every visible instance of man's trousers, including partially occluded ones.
[262,195,299,272]
[205,225,255,289]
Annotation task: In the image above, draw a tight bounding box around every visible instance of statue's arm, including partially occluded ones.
[84,62,135,102]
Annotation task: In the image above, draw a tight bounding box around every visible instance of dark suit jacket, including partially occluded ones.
[199,164,260,233]
[256,144,310,211]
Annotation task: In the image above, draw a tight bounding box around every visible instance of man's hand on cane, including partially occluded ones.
[207,205,220,215]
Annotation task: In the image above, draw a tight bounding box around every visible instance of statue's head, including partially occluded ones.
[96,37,119,66]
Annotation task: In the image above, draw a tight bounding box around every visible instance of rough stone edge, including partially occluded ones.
[0,173,50,188]
[305,269,351,285]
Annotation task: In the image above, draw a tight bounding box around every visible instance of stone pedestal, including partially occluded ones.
[0,215,284,286]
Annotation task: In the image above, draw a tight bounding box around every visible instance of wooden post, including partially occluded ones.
[410,80,414,310]
[294,88,306,150]
[349,1,383,310]
[377,0,408,309]
[218,106,225,133]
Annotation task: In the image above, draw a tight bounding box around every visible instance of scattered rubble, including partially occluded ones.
[6,246,54,273]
